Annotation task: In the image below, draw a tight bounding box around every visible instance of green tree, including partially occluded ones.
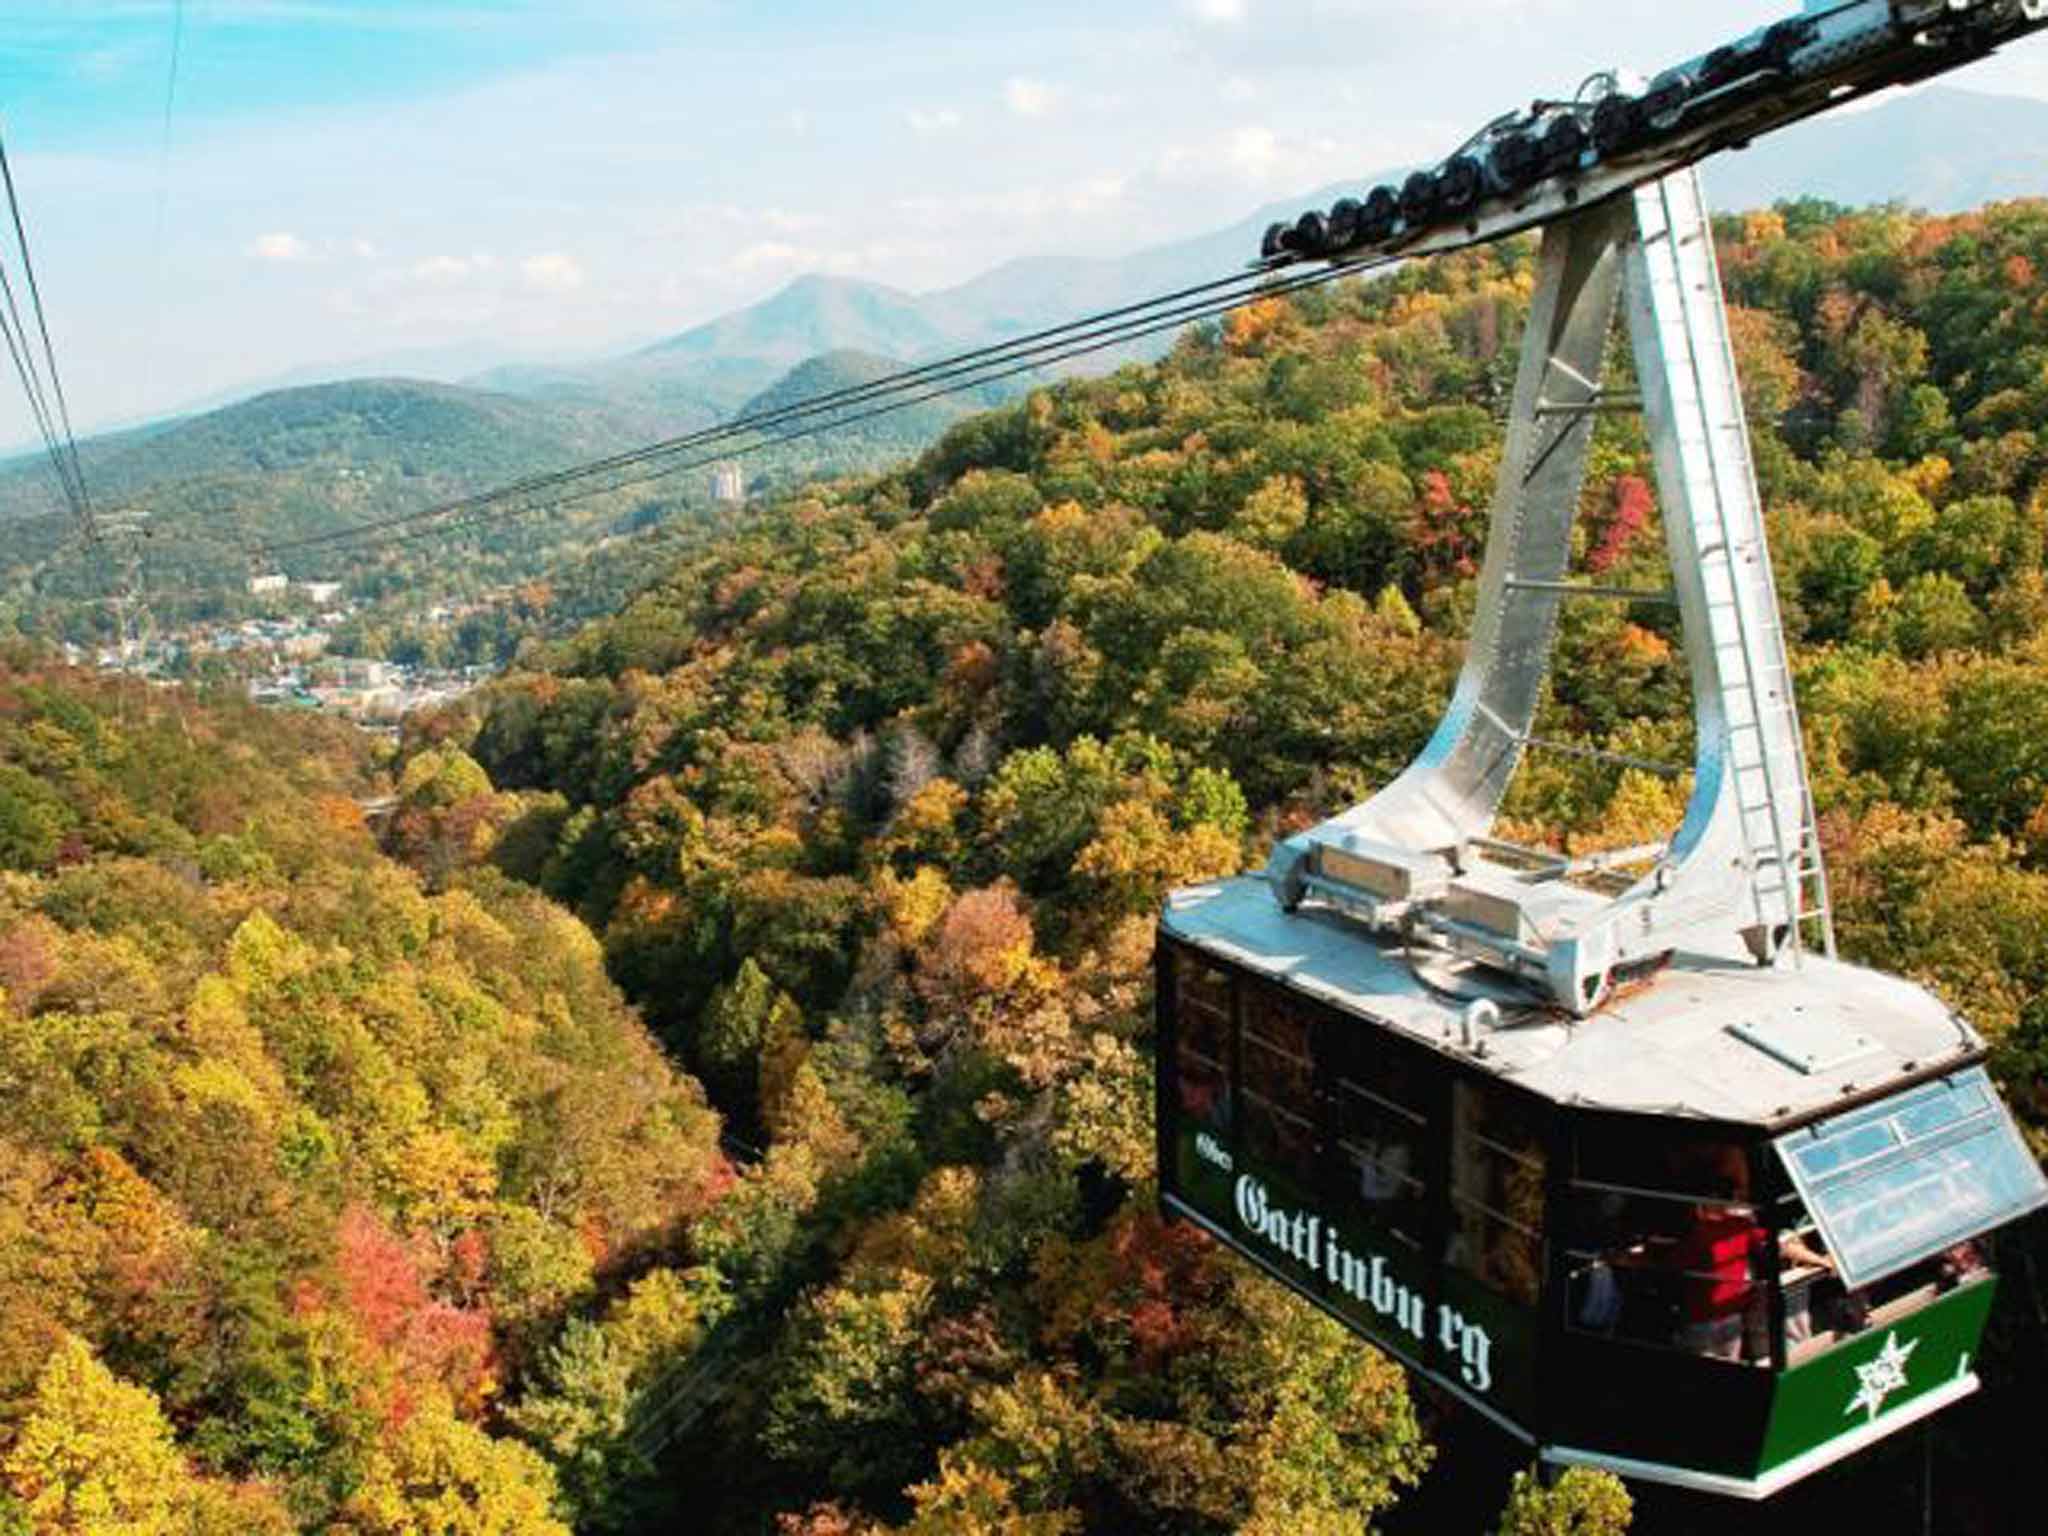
[697,958,791,1119]
[1892,572,1983,659]
[0,763,73,872]
[1493,1467,1632,1536]
[762,1276,936,1496]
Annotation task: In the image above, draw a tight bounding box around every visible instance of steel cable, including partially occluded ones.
[350,258,1368,556]
[261,260,1351,557]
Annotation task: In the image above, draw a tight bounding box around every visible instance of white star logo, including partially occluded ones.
[1844,1331,1920,1424]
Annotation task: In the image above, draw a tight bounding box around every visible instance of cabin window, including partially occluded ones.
[1240,982,1318,1189]
[1330,1040,1429,1252]
[1773,1066,2048,1291]
[1562,1134,1768,1362]
[1173,952,1233,1134]
[1448,1082,1547,1307]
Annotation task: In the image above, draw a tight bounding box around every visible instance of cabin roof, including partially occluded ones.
[1161,876,1981,1129]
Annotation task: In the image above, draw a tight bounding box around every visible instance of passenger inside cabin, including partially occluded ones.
[1776,1212,1838,1347]
[1355,1133,1413,1203]
[1669,1195,1766,1360]
[1664,1145,1789,1361]
[1352,1132,1422,1245]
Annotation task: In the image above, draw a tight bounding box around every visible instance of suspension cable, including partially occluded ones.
[0,119,92,539]
[0,257,83,521]
[259,261,1345,555]
[344,259,1364,557]
[270,257,1369,560]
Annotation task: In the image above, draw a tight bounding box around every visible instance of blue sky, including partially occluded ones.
[3,0,2046,450]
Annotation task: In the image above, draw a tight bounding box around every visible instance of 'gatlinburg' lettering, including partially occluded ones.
[1233,1173,1494,1394]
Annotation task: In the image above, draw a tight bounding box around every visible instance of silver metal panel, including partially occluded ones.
[1604,167,1834,969]
[1165,877,1977,1125]
[1317,840,1450,903]
[1729,1014,1881,1076]
[1272,199,1632,874]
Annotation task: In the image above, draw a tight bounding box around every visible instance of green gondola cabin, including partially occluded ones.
[1155,878,2047,1498]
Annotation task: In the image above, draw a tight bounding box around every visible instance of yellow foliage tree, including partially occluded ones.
[1223,298,1291,355]
[878,866,954,950]
[1494,1466,1633,1535]
[895,1451,1080,1536]
[766,1061,863,1171]
[3,1335,196,1536]
[1235,476,1309,552]
[336,1391,567,1536]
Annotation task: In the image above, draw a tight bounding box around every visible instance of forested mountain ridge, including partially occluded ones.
[11,86,2048,659]
[475,88,2048,430]
[0,376,647,529]
[368,197,2048,1530]
[0,377,680,639]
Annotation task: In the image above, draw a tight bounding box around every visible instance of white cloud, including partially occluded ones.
[1004,77,1059,117]
[760,207,824,234]
[520,252,586,292]
[352,237,379,260]
[906,107,963,136]
[249,231,312,262]
[729,240,814,276]
[411,254,475,282]
[1221,75,1259,104]
[1226,125,1281,178]
[1067,174,1127,213]
[727,238,905,279]
[1189,0,1248,21]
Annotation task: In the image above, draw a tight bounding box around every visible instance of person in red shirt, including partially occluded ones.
[1670,1205,1765,1358]
[1667,1145,1769,1360]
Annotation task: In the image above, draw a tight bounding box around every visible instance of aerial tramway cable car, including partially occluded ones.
[1156,0,2048,1501]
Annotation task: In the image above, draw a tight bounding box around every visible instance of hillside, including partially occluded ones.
[379,198,2048,1532]
[0,377,641,528]
[0,376,755,656]
[732,347,1020,447]
[0,377,671,627]
[0,654,725,1532]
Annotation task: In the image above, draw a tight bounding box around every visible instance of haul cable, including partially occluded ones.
[0,119,93,540]
[272,259,1372,559]
[354,258,1371,554]
[260,260,1349,557]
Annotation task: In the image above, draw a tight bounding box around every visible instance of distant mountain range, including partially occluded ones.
[465,87,2048,432]
[4,85,2044,579]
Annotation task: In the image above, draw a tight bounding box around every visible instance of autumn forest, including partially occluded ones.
[5,197,2048,1533]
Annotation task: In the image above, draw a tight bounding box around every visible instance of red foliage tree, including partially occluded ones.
[1587,475,1656,574]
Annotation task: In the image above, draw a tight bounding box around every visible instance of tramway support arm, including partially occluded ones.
[1267,169,1832,1015]
[1268,198,1631,912]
